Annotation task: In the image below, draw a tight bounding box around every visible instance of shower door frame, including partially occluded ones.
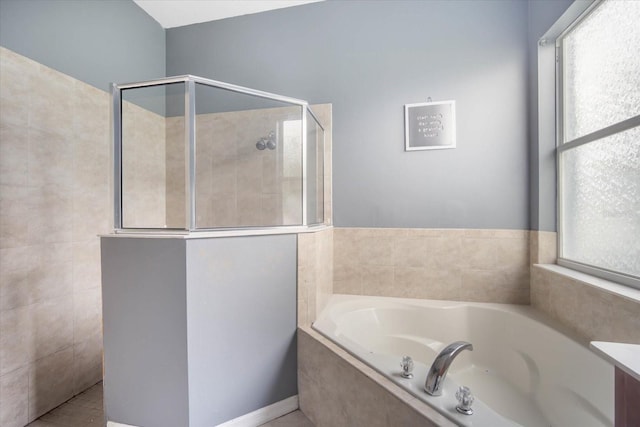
[111,74,325,232]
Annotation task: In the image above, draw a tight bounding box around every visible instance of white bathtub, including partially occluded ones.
[313,295,614,427]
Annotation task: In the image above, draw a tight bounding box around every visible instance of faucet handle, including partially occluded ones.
[455,386,474,415]
[400,356,414,379]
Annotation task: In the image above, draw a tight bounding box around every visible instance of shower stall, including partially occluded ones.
[111,74,326,232]
[102,76,329,427]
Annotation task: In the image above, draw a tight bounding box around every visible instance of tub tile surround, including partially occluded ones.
[529,230,557,264]
[531,265,640,345]
[333,228,530,304]
[297,228,334,327]
[298,327,453,427]
[0,47,108,426]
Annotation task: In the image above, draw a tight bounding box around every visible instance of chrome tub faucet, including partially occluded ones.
[425,341,473,396]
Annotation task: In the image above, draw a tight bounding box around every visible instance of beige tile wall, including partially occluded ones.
[121,101,166,228]
[1,47,110,426]
[333,228,530,304]
[165,116,185,228]
[529,230,557,264]
[298,327,454,427]
[297,228,334,327]
[165,104,332,229]
[166,107,299,228]
[529,231,640,344]
[531,265,640,345]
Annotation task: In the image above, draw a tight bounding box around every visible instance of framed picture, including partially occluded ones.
[404,100,456,151]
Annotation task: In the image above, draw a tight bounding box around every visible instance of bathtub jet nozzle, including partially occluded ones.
[424,341,473,396]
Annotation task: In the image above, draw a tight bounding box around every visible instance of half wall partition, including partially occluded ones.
[111,75,325,232]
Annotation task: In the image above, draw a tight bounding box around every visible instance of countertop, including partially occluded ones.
[590,341,640,382]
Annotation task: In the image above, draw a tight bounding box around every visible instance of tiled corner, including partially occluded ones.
[530,230,557,265]
[73,332,103,395]
[35,382,104,426]
[28,348,75,422]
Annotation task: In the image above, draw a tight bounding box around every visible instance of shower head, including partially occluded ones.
[256,131,277,151]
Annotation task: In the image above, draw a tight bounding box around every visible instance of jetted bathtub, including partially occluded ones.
[313,295,614,427]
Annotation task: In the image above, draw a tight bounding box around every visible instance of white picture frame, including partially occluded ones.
[404,100,456,151]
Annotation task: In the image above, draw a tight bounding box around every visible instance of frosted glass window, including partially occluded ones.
[558,0,640,287]
[563,0,640,142]
[561,127,640,277]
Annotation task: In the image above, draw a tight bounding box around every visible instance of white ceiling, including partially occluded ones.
[133,0,324,29]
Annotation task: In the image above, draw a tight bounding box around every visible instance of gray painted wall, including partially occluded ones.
[101,235,298,427]
[186,235,297,426]
[0,0,570,231]
[0,0,165,92]
[166,0,530,229]
[101,237,190,427]
[527,0,574,231]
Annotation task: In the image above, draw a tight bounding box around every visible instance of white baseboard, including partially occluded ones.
[216,395,299,427]
[106,395,299,427]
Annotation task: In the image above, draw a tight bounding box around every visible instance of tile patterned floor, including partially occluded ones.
[25,382,313,427]
[26,382,104,427]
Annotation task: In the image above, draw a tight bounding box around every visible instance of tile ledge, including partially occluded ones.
[534,264,640,305]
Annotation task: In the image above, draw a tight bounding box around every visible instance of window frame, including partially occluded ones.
[555,0,640,290]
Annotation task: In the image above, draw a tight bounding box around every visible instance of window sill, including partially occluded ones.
[534,263,640,305]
